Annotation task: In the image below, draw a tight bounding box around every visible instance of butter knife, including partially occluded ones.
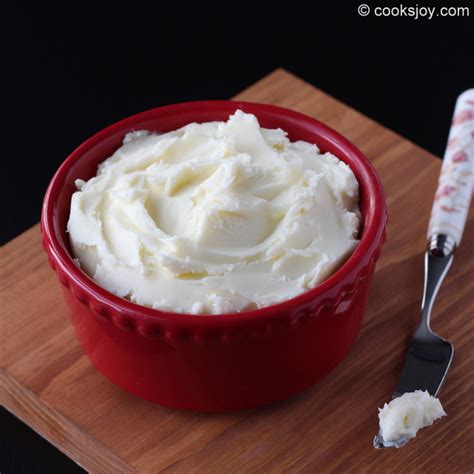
[374,89,474,448]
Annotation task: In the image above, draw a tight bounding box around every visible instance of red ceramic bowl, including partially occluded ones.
[41,101,387,411]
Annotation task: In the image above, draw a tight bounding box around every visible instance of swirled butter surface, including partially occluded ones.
[68,111,360,314]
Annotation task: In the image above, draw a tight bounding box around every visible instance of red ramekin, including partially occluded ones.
[41,101,387,411]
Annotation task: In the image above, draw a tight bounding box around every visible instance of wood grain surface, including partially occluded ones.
[1,69,473,473]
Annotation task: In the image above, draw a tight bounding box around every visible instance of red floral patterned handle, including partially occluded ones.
[428,89,474,246]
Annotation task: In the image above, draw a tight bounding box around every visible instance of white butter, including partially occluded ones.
[68,110,360,314]
[378,391,446,446]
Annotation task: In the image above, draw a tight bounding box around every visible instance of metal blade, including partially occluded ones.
[395,337,454,397]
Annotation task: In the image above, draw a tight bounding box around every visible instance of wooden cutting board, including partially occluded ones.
[1,69,473,473]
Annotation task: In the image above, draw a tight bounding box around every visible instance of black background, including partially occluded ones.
[2,2,472,472]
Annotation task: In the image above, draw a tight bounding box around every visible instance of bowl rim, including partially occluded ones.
[41,100,387,328]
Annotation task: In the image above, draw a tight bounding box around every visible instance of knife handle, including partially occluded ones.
[427,89,474,246]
